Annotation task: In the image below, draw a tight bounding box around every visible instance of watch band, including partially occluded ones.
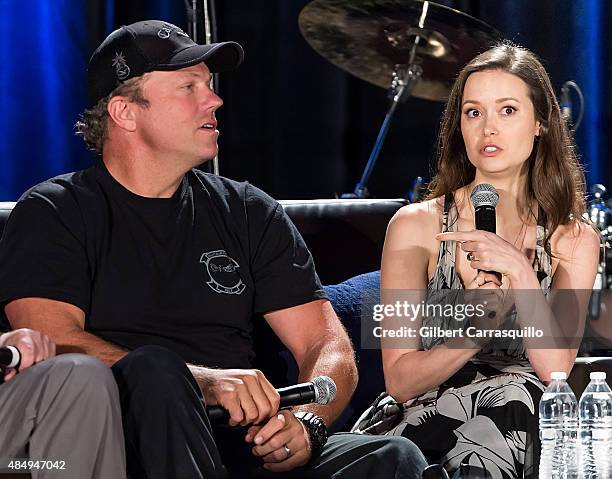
[294,411,328,456]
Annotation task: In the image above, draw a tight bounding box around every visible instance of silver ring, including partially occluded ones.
[283,445,292,458]
[467,252,475,262]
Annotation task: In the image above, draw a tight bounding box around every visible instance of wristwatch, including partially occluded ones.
[294,411,328,455]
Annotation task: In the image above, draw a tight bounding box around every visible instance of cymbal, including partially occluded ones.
[299,0,503,101]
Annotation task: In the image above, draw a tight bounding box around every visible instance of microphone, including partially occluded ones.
[471,183,498,233]
[0,346,21,369]
[207,375,337,424]
[470,184,501,281]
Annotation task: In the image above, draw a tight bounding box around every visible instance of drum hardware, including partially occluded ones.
[586,184,611,337]
[589,184,608,230]
[187,0,220,176]
[298,0,502,198]
[588,184,611,288]
[407,176,428,202]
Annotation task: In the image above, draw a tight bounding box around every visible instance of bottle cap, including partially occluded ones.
[590,371,606,380]
[551,371,567,380]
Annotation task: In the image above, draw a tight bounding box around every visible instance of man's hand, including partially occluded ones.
[245,410,311,472]
[0,328,56,380]
[193,367,280,426]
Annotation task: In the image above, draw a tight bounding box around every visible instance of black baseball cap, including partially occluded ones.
[87,20,244,106]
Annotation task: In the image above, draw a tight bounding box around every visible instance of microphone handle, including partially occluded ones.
[474,205,496,233]
[0,346,21,369]
[474,205,502,281]
[207,406,231,424]
[207,384,316,424]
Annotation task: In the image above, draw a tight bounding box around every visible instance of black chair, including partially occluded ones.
[0,198,611,432]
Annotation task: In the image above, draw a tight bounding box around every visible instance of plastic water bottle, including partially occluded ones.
[579,371,612,478]
[539,371,578,478]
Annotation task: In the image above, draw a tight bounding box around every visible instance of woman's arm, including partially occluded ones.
[512,222,599,381]
[436,222,599,383]
[380,201,480,403]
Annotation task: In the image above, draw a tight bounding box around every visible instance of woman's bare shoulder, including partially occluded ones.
[391,197,443,226]
[549,220,600,288]
[386,198,444,247]
[551,220,600,255]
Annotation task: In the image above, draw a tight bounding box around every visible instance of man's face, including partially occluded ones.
[134,63,223,167]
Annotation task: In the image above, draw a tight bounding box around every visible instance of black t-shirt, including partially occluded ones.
[0,162,325,368]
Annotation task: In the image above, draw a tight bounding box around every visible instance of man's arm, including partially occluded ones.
[244,298,358,472]
[188,298,357,433]
[264,298,357,426]
[5,297,128,366]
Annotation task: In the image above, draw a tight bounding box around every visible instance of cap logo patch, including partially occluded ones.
[112,51,130,80]
[176,28,189,38]
[158,27,172,39]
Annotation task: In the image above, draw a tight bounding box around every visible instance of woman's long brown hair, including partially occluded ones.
[427,42,587,254]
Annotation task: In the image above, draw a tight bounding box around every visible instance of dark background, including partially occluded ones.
[0,0,609,200]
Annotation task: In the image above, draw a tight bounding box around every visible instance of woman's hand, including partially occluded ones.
[436,230,532,283]
[462,271,515,349]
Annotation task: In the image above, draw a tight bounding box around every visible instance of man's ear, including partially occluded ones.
[107,96,138,132]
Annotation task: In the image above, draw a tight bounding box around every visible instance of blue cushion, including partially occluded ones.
[324,270,385,430]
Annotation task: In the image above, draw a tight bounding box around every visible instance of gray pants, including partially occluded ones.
[0,354,126,479]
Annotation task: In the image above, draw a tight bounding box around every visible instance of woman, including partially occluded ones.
[358,43,599,478]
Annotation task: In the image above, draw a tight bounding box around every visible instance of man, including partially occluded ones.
[0,20,426,478]
[0,328,126,478]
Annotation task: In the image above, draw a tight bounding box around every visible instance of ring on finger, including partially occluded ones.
[283,444,292,458]
[467,252,475,262]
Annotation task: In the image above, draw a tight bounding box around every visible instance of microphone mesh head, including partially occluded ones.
[470,183,499,208]
[312,376,337,404]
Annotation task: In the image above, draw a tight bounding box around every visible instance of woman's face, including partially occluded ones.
[460,70,541,175]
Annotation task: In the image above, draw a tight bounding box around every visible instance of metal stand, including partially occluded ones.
[187,0,220,175]
[343,39,423,198]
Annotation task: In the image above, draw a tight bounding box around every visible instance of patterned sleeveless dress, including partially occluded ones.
[360,193,552,479]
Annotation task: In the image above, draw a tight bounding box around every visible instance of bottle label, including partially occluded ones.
[591,429,612,440]
[540,429,557,440]
[589,392,612,400]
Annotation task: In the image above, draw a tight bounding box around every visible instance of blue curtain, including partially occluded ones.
[0,0,609,200]
[0,0,89,199]
[475,0,606,187]
[0,0,185,200]
[571,0,604,187]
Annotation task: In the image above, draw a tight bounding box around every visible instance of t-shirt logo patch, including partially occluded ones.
[200,250,246,295]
